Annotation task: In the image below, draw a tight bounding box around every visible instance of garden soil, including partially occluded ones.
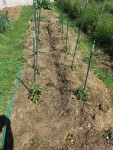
[8,9,113,150]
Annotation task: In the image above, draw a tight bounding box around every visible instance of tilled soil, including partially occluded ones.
[8,9,113,150]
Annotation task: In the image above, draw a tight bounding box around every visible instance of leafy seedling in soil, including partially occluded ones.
[103,130,111,140]
[28,84,43,103]
[65,46,72,55]
[30,138,39,147]
[75,87,89,101]
[70,64,76,71]
[35,68,41,75]
[66,134,74,144]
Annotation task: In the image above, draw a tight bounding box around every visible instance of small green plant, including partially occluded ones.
[65,46,72,55]
[103,130,111,140]
[30,138,39,147]
[70,64,76,71]
[35,68,40,75]
[28,84,43,103]
[75,87,89,101]
[66,134,74,144]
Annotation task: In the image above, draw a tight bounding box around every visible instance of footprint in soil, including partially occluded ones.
[0,115,13,150]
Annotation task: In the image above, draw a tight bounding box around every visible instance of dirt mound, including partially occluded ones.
[9,9,113,150]
[3,7,22,20]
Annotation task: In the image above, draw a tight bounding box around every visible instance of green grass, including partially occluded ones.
[95,69,113,89]
[53,4,75,28]
[105,0,113,14]
[0,6,33,114]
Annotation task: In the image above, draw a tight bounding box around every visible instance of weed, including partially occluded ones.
[103,129,111,140]
[35,68,41,75]
[75,87,89,101]
[30,138,39,147]
[28,84,43,103]
[66,134,74,144]
[65,46,72,55]
[70,64,76,71]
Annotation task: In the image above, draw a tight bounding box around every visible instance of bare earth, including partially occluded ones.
[9,9,113,150]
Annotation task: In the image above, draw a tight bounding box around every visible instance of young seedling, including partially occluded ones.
[66,134,74,144]
[75,87,89,101]
[28,84,43,103]
[35,68,41,75]
[30,138,39,147]
[70,64,76,71]
[103,130,111,140]
[65,46,72,55]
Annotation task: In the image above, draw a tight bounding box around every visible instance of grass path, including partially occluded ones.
[0,6,33,114]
